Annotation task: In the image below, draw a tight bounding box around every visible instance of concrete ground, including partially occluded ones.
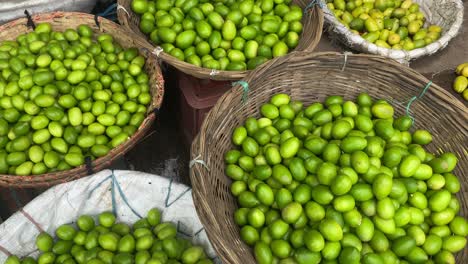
[0,2,466,220]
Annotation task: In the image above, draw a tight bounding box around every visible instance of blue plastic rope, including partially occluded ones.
[88,170,142,218]
[96,3,117,21]
[88,175,111,197]
[405,81,432,124]
[304,0,324,14]
[111,171,143,218]
[164,177,192,208]
[98,3,117,17]
[110,174,117,216]
[232,81,249,104]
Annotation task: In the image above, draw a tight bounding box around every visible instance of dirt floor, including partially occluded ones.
[0,3,466,220]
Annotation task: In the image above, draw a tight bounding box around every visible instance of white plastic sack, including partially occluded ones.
[0,170,218,263]
[322,0,464,63]
[0,0,95,25]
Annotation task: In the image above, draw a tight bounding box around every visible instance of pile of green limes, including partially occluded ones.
[453,62,468,101]
[225,93,467,263]
[327,0,442,50]
[4,208,213,264]
[0,23,152,176]
[131,0,304,71]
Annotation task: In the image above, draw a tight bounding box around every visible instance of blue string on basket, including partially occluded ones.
[232,81,249,104]
[97,3,118,21]
[405,81,432,125]
[88,170,142,218]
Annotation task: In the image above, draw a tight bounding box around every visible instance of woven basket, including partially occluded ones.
[323,0,464,63]
[190,51,468,263]
[117,0,323,80]
[0,12,164,188]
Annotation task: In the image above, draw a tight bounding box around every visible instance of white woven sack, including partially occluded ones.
[0,170,218,263]
[321,0,464,63]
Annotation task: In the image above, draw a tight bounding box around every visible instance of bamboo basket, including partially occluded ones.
[117,0,324,80]
[190,51,468,263]
[0,12,165,188]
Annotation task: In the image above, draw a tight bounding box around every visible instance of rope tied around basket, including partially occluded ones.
[24,10,36,29]
[341,51,352,71]
[189,155,210,171]
[152,46,164,57]
[232,81,250,104]
[117,4,130,17]
[209,69,219,77]
[88,170,142,218]
[405,81,432,125]
[304,0,325,14]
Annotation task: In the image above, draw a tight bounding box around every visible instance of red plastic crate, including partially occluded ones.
[177,72,232,146]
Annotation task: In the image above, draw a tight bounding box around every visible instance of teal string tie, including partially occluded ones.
[304,0,324,14]
[232,81,249,103]
[88,170,142,218]
[98,3,117,19]
[405,81,432,124]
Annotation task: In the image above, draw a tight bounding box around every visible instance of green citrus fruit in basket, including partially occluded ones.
[0,23,152,175]
[225,92,468,263]
[130,0,305,71]
[4,209,214,264]
[453,62,468,100]
[327,0,442,50]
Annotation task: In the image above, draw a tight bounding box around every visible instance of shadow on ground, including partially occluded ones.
[125,67,191,186]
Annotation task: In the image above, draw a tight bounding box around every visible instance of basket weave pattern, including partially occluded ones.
[190,51,468,263]
[117,0,324,80]
[0,12,165,188]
